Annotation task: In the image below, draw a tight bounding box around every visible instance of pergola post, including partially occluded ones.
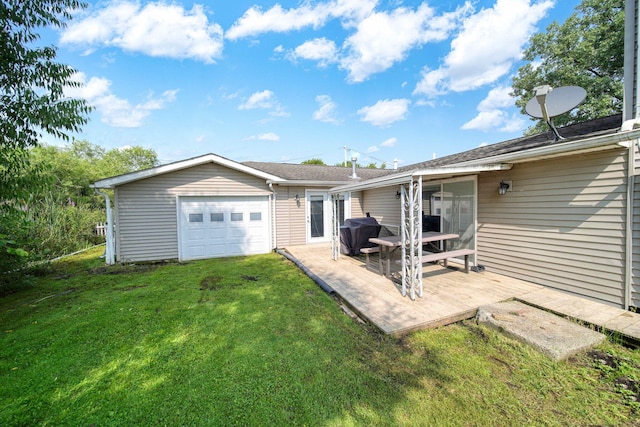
[331,193,340,260]
[400,177,422,299]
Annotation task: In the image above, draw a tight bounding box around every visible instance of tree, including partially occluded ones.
[0,0,90,151]
[301,158,326,165]
[97,146,158,178]
[511,0,624,133]
[15,142,159,263]
[0,0,90,273]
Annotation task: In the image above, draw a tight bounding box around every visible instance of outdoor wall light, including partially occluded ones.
[498,180,510,195]
[396,190,401,199]
[294,194,299,202]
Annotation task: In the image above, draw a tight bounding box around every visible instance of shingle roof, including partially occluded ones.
[242,161,393,182]
[399,114,622,171]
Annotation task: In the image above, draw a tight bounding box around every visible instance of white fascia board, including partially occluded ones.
[270,180,352,187]
[91,153,285,188]
[329,171,414,193]
[452,130,640,167]
[329,164,512,193]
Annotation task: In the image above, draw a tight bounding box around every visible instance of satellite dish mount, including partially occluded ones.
[534,85,561,140]
[524,85,587,141]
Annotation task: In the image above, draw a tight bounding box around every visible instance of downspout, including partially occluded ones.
[268,182,277,250]
[94,189,115,265]
[625,141,636,310]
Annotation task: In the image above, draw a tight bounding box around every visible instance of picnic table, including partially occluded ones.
[367,231,460,277]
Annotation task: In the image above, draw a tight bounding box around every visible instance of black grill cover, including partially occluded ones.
[340,217,381,255]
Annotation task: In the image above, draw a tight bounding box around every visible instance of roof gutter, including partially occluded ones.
[268,180,355,187]
[452,129,640,167]
[328,164,512,193]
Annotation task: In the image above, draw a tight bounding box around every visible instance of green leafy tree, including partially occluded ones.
[301,158,326,165]
[21,142,159,260]
[0,0,90,273]
[511,0,624,133]
[97,145,158,178]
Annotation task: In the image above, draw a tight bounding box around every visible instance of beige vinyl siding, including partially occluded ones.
[274,186,307,247]
[115,163,271,262]
[362,185,402,232]
[634,145,640,308]
[350,191,364,217]
[477,149,628,307]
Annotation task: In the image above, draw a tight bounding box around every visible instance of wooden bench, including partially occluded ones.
[359,246,380,272]
[421,248,476,273]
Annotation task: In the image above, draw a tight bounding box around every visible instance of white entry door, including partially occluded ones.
[306,191,331,243]
[178,196,270,260]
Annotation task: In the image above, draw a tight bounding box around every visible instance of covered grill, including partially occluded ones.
[340,217,381,255]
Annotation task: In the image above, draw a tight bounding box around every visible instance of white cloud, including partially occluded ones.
[228,1,471,82]
[226,0,376,40]
[238,90,289,118]
[238,90,276,110]
[477,86,515,111]
[313,95,339,124]
[380,137,398,147]
[61,1,224,63]
[358,98,410,127]
[414,0,553,97]
[65,72,177,127]
[341,3,469,82]
[367,146,379,153]
[244,132,281,141]
[461,86,525,132]
[290,38,338,67]
[258,132,280,141]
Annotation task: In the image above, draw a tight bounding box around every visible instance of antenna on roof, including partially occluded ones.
[525,85,586,141]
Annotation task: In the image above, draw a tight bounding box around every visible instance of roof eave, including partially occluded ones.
[270,180,357,187]
[451,129,640,167]
[329,164,512,193]
[91,153,285,188]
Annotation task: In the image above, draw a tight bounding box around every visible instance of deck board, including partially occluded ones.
[283,244,640,340]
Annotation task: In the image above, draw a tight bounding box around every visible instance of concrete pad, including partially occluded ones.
[477,300,606,361]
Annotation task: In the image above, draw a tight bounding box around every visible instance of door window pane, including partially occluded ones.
[188,213,203,223]
[250,212,262,221]
[210,212,224,222]
[230,213,243,221]
[310,195,324,238]
[441,180,475,251]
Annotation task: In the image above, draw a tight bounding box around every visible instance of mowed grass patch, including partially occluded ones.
[0,248,638,426]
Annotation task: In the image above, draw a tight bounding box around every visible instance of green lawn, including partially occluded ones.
[1,248,638,426]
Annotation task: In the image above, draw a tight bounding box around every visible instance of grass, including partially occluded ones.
[1,248,639,426]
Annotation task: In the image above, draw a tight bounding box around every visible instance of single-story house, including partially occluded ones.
[92,113,640,311]
[91,154,390,262]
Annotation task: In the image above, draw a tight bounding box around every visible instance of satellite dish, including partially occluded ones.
[525,85,586,140]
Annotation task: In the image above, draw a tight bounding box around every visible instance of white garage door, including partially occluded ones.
[179,196,270,260]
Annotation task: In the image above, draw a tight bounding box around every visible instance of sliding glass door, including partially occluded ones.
[441,178,476,257]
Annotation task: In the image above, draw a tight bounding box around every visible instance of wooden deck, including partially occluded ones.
[283,244,640,340]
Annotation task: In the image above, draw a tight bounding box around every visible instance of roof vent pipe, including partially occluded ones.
[350,150,359,179]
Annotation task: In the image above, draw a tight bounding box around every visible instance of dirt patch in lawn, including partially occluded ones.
[580,349,640,411]
[90,264,161,276]
[200,275,223,291]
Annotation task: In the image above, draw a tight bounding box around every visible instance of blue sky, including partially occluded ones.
[46,0,580,167]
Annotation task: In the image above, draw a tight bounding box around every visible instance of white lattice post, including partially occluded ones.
[414,176,423,298]
[400,178,422,299]
[331,193,339,260]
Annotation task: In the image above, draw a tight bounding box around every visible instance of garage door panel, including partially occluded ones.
[207,228,226,239]
[188,245,206,258]
[179,196,270,260]
[187,229,206,240]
